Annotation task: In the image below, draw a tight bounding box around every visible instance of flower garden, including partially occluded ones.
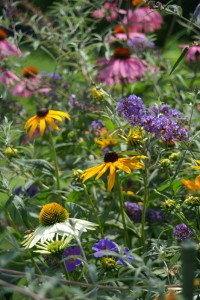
[0,0,200,299]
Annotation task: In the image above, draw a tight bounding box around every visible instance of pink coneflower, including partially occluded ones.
[123,7,163,33]
[106,25,146,42]
[11,66,51,98]
[179,44,200,64]
[0,29,22,57]
[96,47,147,86]
[91,2,125,22]
[0,69,19,87]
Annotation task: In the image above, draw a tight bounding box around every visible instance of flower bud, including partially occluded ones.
[4,146,18,158]
[101,257,117,270]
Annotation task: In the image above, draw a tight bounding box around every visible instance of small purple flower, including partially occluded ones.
[91,120,105,131]
[92,238,119,258]
[68,94,79,107]
[40,71,61,81]
[147,208,165,223]
[26,185,38,197]
[117,247,134,265]
[124,202,143,222]
[13,186,23,195]
[101,147,110,154]
[63,247,82,272]
[173,224,193,241]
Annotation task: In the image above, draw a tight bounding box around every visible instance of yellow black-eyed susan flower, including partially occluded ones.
[95,133,118,149]
[24,108,70,137]
[81,151,147,192]
[22,202,97,248]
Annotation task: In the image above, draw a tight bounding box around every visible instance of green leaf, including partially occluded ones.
[170,47,189,75]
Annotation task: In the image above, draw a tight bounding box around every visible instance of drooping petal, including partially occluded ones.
[114,161,131,173]
[81,164,105,182]
[24,115,38,130]
[49,110,70,120]
[95,163,110,180]
[39,119,46,136]
[45,116,60,130]
[28,119,39,138]
[195,175,200,188]
[107,164,116,191]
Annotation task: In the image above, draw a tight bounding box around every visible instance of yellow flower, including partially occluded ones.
[91,86,106,102]
[118,127,144,147]
[181,175,200,190]
[95,133,118,149]
[24,108,70,137]
[81,152,146,192]
[191,160,200,170]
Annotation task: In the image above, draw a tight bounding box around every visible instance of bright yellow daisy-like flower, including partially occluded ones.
[81,151,146,192]
[181,175,200,190]
[191,160,200,170]
[95,133,118,149]
[24,108,70,137]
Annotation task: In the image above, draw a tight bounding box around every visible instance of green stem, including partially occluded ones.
[28,252,43,275]
[141,166,149,254]
[48,128,62,202]
[116,174,129,247]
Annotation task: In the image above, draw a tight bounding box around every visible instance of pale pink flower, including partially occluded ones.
[0,69,19,87]
[123,7,163,33]
[96,47,147,86]
[11,66,51,98]
[91,2,125,22]
[0,29,22,57]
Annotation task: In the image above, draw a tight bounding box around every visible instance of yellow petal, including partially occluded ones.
[95,163,110,180]
[50,115,63,123]
[107,164,116,192]
[45,116,60,130]
[195,175,200,188]
[114,161,131,173]
[28,119,39,137]
[39,119,46,136]
[49,110,70,120]
[191,166,200,170]
[81,164,105,182]
[24,115,38,130]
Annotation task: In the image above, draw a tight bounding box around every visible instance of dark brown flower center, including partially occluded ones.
[104,152,119,163]
[37,108,49,117]
[113,48,131,59]
[0,29,7,40]
[22,66,39,78]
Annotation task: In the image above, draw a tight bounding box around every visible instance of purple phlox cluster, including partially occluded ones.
[92,238,133,265]
[124,201,143,222]
[13,184,38,198]
[173,224,193,241]
[147,208,165,223]
[128,36,155,52]
[62,246,82,272]
[91,120,105,131]
[118,95,189,142]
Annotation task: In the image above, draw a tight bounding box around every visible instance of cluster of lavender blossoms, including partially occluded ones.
[125,202,164,223]
[118,95,189,143]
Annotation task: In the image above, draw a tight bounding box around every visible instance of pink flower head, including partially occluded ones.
[123,7,163,33]
[91,2,125,22]
[11,66,51,98]
[0,29,22,57]
[106,25,146,42]
[0,69,19,87]
[96,47,147,86]
[186,45,200,63]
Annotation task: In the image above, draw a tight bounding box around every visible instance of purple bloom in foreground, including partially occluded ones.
[63,246,82,272]
[173,224,193,241]
[125,201,143,222]
[92,238,119,258]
